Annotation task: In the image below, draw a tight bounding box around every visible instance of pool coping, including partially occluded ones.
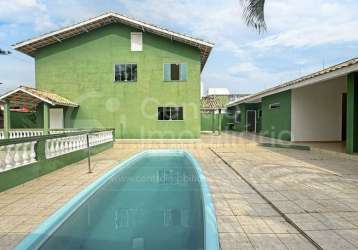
[15,149,219,250]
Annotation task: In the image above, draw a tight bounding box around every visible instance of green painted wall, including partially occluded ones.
[261,90,292,141]
[35,24,201,139]
[0,141,112,192]
[347,72,358,153]
[201,112,215,131]
[10,112,38,128]
[230,103,260,132]
[200,112,232,131]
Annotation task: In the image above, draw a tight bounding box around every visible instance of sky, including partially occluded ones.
[1,0,358,95]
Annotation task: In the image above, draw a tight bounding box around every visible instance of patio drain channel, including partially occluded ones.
[209,147,323,250]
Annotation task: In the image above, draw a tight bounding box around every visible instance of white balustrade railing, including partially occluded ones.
[9,130,43,139]
[45,134,87,159]
[49,130,83,135]
[0,129,113,173]
[89,131,114,147]
[0,129,82,140]
[45,130,113,159]
[0,141,37,173]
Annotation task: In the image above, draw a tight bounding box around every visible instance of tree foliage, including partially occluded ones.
[240,0,267,33]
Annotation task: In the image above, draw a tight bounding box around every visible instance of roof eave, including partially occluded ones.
[12,12,214,68]
[227,59,358,107]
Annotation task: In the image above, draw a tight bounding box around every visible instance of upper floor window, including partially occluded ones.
[131,32,143,51]
[114,64,137,82]
[163,63,188,81]
[269,102,281,110]
[158,107,184,120]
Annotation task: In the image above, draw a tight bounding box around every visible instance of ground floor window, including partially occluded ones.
[114,64,137,82]
[158,107,183,120]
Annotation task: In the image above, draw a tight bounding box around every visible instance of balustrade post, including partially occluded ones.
[35,140,46,162]
[3,101,11,139]
[43,103,50,135]
[0,146,5,171]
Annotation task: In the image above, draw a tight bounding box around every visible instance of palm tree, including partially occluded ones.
[240,0,267,32]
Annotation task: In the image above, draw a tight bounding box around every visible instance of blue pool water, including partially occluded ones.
[17,150,219,250]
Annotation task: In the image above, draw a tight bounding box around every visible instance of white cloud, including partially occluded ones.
[254,0,358,48]
[0,0,46,15]
[0,53,35,94]
[228,62,260,74]
[254,20,358,49]
[119,0,245,42]
[0,0,55,31]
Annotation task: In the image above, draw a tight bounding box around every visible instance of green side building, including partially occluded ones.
[227,58,358,154]
[9,12,214,139]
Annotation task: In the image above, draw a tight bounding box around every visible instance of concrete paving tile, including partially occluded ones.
[263,217,298,234]
[0,233,26,250]
[252,203,280,217]
[219,232,254,250]
[239,193,267,204]
[340,198,358,211]
[254,184,276,192]
[317,199,354,212]
[223,193,243,199]
[272,201,305,214]
[335,229,358,247]
[227,200,256,216]
[307,230,357,250]
[287,214,329,231]
[217,216,244,233]
[237,216,274,234]
[338,212,358,227]
[214,204,234,216]
[261,191,289,201]
[277,234,316,250]
[311,213,357,230]
[278,191,307,201]
[293,199,329,213]
[247,233,288,250]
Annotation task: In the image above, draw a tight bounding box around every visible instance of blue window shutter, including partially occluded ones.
[164,64,171,81]
[180,63,188,81]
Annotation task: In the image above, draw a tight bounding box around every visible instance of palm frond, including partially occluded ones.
[240,0,267,33]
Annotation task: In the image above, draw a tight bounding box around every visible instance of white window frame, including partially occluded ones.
[269,102,281,110]
[114,64,137,82]
[131,32,143,51]
[157,106,184,121]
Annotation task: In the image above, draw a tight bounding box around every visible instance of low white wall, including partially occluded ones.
[291,76,347,142]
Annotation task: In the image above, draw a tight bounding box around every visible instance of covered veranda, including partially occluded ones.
[0,86,79,139]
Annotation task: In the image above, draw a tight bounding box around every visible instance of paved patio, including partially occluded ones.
[1,133,358,249]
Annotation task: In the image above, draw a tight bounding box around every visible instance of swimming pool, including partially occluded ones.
[16,150,219,250]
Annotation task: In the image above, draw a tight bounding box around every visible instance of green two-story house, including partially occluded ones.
[12,12,213,139]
